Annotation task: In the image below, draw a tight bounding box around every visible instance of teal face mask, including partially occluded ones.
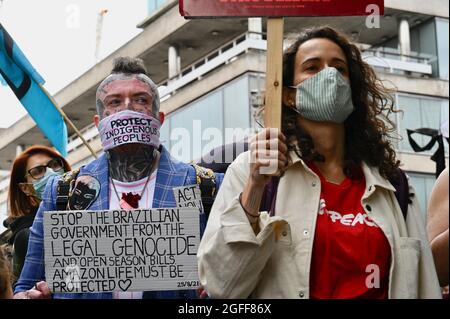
[32,167,64,199]
[293,67,354,123]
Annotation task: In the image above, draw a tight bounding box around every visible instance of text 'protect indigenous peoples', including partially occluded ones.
[98,111,161,151]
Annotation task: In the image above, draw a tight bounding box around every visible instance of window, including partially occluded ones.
[396,94,449,155]
[163,74,256,162]
[224,76,251,143]
[408,172,436,220]
[410,19,439,77]
[160,117,171,149]
[147,0,168,15]
[169,91,224,163]
[376,18,449,79]
[435,18,449,80]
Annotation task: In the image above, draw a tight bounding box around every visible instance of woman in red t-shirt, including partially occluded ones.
[198,26,441,299]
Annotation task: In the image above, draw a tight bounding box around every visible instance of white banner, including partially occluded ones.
[44,207,200,293]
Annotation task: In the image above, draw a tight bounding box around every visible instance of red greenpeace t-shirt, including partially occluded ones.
[308,163,391,299]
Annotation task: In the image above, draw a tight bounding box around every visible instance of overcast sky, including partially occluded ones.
[0,0,148,128]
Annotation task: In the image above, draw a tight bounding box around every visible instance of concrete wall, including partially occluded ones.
[161,50,266,115]
[386,0,449,18]
[381,74,449,98]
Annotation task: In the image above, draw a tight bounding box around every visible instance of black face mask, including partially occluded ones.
[68,182,97,210]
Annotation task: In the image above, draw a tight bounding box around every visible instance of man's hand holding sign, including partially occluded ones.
[44,208,200,293]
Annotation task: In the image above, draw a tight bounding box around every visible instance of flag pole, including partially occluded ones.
[39,84,98,159]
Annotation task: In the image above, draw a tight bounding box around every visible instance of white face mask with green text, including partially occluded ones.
[98,110,161,151]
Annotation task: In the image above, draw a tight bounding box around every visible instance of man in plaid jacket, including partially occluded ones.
[13,57,223,299]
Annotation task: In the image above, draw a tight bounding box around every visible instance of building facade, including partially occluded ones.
[0,0,448,229]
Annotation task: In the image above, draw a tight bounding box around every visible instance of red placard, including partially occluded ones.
[180,0,384,18]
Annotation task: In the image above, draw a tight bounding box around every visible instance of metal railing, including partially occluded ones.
[362,47,434,75]
[158,32,267,99]
[66,122,99,153]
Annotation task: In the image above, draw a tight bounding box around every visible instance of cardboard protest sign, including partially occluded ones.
[44,208,200,293]
[180,0,385,18]
[173,185,203,214]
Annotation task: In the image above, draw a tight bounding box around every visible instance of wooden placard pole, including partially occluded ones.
[264,18,284,129]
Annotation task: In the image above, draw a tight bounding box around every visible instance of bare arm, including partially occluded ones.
[427,168,449,287]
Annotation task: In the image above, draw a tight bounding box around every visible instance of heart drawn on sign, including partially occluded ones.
[118,279,132,291]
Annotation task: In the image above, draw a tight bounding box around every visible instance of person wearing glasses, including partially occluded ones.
[3,145,70,283]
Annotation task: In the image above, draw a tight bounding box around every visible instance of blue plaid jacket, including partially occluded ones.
[14,146,223,299]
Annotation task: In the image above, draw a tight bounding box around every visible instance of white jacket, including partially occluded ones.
[198,151,442,299]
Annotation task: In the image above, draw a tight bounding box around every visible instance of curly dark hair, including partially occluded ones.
[282,26,400,180]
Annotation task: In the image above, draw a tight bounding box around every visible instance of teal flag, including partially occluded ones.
[0,23,67,156]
